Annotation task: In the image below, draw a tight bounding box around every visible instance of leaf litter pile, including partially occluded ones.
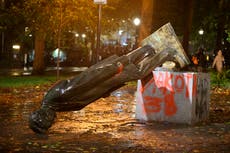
[0,84,229,153]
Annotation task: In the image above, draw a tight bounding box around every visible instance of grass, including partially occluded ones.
[0,70,229,89]
[0,76,58,88]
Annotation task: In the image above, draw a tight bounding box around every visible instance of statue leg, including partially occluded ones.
[28,45,156,133]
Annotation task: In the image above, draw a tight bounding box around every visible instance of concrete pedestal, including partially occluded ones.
[135,71,210,124]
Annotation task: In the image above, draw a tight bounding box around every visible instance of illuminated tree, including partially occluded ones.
[10,0,141,74]
[11,0,97,74]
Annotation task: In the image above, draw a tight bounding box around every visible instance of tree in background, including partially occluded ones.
[8,0,141,74]
[138,0,153,45]
[191,0,229,67]
[4,0,229,71]
[138,0,229,66]
[215,0,229,51]
[192,0,229,51]
[182,0,194,54]
[11,0,97,75]
[0,0,25,66]
[138,0,191,51]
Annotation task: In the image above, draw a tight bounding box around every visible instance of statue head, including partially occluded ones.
[29,108,56,134]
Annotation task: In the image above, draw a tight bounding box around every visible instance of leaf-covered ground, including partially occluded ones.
[0,84,229,153]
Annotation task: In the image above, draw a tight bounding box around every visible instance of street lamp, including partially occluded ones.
[82,33,86,44]
[133,18,141,26]
[133,17,141,49]
[198,29,204,48]
[12,44,20,64]
[198,29,204,35]
[75,33,79,37]
[12,44,20,50]
[82,34,86,38]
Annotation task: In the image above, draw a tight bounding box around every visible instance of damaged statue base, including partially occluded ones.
[29,23,190,133]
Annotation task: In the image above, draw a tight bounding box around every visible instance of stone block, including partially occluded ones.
[135,71,210,124]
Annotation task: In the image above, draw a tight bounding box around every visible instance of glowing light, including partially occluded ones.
[133,18,141,26]
[119,30,123,35]
[23,72,32,76]
[75,33,79,37]
[25,27,29,32]
[52,48,66,62]
[94,0,107,4]
[198,29,204,35]
[12,45,20,50]
[206,55,209,61]
[82,34,86,38]
[11,72,20,76]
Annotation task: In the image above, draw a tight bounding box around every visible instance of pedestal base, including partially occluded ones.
[135,71,210,124]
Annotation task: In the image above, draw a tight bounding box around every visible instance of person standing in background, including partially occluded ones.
[212,50,225,84]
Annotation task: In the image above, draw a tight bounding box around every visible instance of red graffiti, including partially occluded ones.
[142,72,197,98]
[192,74,197,97]
[143,91,177,116]
[116,62,124,74]
[138,72,199,117]
[174,75,184,92]
[164,92,177,116]
[144,96,162,113]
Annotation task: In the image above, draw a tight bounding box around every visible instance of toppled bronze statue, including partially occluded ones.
[29,23,190,133]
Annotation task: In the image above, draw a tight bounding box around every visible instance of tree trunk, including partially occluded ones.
[182,0,194,54]
[138,0,154,45]
[215,0,227,51]
[32,31,46,75]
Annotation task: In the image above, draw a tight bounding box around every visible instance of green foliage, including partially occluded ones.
[225,69,230,79]
[1,1,25,45]
[9,0,139,42]
[191,0,229,52]
[11,0,97,42]
[7,0,140,47]
[226,29,230,43]
[210,70,230,88]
